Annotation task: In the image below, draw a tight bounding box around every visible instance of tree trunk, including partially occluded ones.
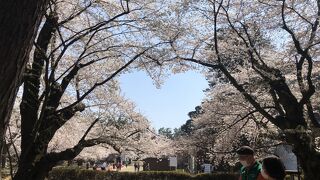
[1,143,7,169]
[13,138,91,180]
[13,156,53,180]
[297,151,320,180]
[286,131,320,180]
[0,1,49,179]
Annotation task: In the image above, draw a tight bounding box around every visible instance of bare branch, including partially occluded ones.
[49,10,131,82]
[281,0,304,54]
[54,42,169,115]
[79,118,100,142]
[180,57,221,69]
[269,88,285,116]
[58,2,92,25]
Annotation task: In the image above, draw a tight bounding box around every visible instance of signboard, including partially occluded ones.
[274,144,298,171]
[202,164,213,173]
[169,157,177,167]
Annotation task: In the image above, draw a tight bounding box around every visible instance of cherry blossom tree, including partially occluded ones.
[5,88,174,178]
[12,0,172,179]
[167,0,320,178]
[49,91,174,161]
[0,2,51,179]
[189,83,282,166]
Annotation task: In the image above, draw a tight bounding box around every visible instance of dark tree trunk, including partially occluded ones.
[0,1,49,179]
[14,12,58,180]
[285,131,320,180]
[14,9,87,180]
[1,145,5,168]
[13,148,52,180]
[19,13,58,164]
[277,104,320,179]
[13,136,93,180]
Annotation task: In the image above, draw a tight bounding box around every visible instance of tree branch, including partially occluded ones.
[20,13,58,156]
[54,42,169,115]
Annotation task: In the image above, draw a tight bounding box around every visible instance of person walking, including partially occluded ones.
[237,146,264,180]
[134,162,138,172]
[137,162,140,172]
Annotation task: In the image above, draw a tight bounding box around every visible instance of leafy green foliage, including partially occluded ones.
[158,128,174,139]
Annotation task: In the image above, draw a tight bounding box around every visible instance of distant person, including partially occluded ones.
[86,162,90,169]
[101,162,107,170]
[106,163,111,171]
[146,163,150,171]
[201,164,205,173]
[185,164,190,173]
[93,163,97,170]
[116,162,122,171]
[134,162,138,172]
[236,146,264,180]
[137,163,140,172]
[261,156,286,180]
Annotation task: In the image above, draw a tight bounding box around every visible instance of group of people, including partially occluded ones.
[133,162,141,172]
[88,161,123,171]
[237,146,286,180]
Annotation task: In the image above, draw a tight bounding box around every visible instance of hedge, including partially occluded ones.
[48,168,239,180]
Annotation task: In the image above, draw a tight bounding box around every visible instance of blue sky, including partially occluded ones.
[119,70,209,131]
